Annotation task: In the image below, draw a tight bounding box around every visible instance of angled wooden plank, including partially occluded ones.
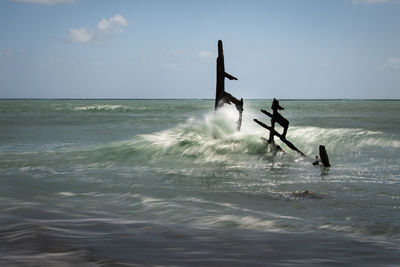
[261,109,273,119]
[224,72,238,80]
[253,119,306,156]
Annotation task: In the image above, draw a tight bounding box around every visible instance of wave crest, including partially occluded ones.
[69,106,400,167]
[72,105,134,112]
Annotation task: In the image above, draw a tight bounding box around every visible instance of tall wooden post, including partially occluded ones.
[214,40,243,131]
[215,40,225,110]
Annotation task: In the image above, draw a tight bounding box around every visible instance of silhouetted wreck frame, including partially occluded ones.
[254,99,305,156]
[254,99,331,167]
[211,41,331,167]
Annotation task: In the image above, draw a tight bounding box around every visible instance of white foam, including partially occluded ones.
[197,214,282,232]
[73,105,126,111]
[58,192,76,197]
[318,224,353,233]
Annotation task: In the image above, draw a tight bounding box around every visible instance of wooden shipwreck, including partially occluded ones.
[214,40,244,131]
[210,41,331,167]
[254,98,306,156]
[254,98,331,167]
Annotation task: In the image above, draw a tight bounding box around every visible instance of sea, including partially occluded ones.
[0,99,399,266]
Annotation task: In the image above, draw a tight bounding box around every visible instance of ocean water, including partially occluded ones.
[0,99,399,266]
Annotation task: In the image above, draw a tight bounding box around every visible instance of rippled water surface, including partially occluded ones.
[0,99,399,266]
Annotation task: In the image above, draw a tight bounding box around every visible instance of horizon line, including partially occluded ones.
[0,98,399,101]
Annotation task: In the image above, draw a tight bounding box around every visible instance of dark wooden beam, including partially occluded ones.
[260,109,273,119]
[253,119,306,156]
[215,40,225,110]
[319,145,331,167]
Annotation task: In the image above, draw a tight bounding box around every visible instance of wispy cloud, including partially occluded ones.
[352,0,400,4]
[384,57,400,71]
[197,51,215,60]
[68,14,128,45]
[0,48,29,58]
[12,0,74,5]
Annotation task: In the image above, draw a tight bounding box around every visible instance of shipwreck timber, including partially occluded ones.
[254,98,305,156]
[214,40,243,131]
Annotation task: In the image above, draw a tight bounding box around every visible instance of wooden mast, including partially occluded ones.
[214,40,243,131]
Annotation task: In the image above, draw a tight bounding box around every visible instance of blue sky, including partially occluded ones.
[1,0,399,99]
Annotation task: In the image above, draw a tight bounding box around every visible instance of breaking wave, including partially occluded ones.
[288,126,400,156]
[72,104,135,112]
[66,106,400,168]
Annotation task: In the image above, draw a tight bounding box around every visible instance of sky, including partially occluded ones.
[0,0,400,99]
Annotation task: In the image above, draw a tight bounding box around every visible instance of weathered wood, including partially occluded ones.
[312,155,321,165]
[214,40,243,131]
[223,92,243,110]
[224,72,238,81]
[261,109,289,129]
[254,119,305,156]
[215,40,225,110]
[263,100,289,143]
[319,145,331,167]
[261,137,283,152]
[268,114,276,143]
[261,109,273,118]
[237,109,243,131]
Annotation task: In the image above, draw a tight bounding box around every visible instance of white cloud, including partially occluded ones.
[352,0,400,4]
[384,58,400,71]
[12,0,74,5]
[197,51,215,60]
[69,28,93,44]
[68,14,128,45]
[97,14,128,32]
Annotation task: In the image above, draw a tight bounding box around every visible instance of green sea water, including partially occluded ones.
[0,99,399,266]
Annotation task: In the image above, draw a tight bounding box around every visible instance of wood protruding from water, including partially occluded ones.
[254,118,305,156]
[319,145,331,167]
[214,40,243,131]
[312,145,331,167]
[254,98,305,156]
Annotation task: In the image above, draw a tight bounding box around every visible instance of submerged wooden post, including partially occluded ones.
[214,40,243,131]
[313,145,331,167]
[319,145,331,167]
